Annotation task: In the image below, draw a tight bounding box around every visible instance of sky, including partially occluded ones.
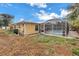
[0,3,71,23]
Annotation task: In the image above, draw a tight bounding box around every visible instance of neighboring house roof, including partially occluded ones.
[0,14,14,18]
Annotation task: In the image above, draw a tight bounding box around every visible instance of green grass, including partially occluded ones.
[32,34,79,55]
[34,34,72,45]
[72,48,79,56]
[3,30,16,35]
[0,32,78,55]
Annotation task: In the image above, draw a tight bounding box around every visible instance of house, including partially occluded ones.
[40,18,69,36]
[14,21,39,35]
[11,18,69,36]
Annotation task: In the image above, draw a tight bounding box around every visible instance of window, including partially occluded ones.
[45,23,52,31]
[35,25,38,31]
[45,24,52,31]
[53,23,63,30]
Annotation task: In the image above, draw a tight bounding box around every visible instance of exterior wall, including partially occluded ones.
[39,23,45,33]
[24,23,39,34]
[15,24,24,34]
[19,24,24,34]
[15,23,39,35]
[7,24,15,30]
[24,24,27,34]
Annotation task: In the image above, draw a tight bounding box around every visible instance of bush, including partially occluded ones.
[4,30,15,35]
[71,42,76,45]
[72,48,79,56]
[13,29,19,34]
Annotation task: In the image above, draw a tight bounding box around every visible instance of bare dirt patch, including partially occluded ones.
[0,33,78,56]
[53,45,72,56]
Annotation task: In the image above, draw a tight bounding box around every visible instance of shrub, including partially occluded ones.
[72,48,79,56]
[13,29,19,34]
[71,42,76,45]
[4,30,15,35]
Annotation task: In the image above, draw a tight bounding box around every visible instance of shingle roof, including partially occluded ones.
[16,21,38,24]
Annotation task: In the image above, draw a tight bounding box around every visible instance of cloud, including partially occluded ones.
[33,9,71,21]
[29,3,47,8]
[18,18,34,22]
[48,8,52,10]
[0,3,12,8]
[60,8,71,18]
[6,4,12,7]
[18,18,24,22]
[33,10,60,21]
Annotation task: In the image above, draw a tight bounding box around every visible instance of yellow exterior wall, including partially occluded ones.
[24,23,39,34]
[19,24,24,33]
[15,23,39,35]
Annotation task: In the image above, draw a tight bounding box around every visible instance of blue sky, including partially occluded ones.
[0,3,71,23]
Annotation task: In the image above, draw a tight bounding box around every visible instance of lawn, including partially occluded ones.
[0,31,79,56]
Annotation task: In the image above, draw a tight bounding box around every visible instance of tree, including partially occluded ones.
[0,14,14,29]
[67,3,79,20]
[67,3,79,32]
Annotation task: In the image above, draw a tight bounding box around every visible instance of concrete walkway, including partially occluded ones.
[42,33,75,39]
[42,31,79,39]
[68,31,79,38]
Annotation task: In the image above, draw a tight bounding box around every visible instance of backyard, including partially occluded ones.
[0,30,79,56]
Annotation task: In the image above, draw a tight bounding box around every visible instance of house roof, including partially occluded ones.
[16,21,39,25]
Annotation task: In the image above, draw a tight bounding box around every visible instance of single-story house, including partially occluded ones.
[11,18,69,36]
[13,21,39,35]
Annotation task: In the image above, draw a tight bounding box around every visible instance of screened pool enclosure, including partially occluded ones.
[40,19,69,36]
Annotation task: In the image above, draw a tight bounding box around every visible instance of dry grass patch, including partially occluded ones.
[0,33,78,56]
